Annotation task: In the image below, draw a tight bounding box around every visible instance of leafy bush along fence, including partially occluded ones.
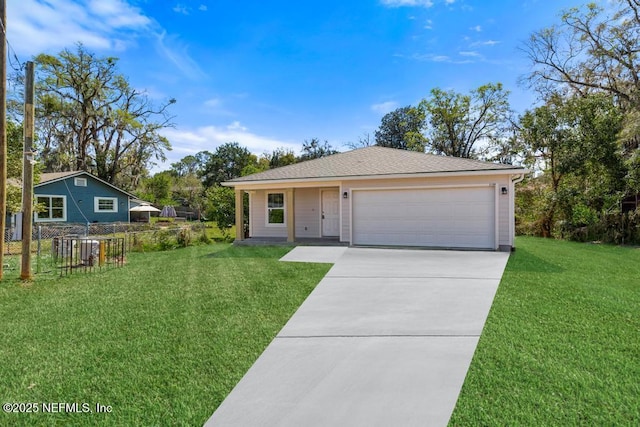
[2,222,211,256]
[560,210,640,245]
[126,224,211,252]
[517,209,640,245]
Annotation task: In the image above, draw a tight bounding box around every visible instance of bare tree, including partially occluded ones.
[344,132,374,150]
[521,0,640,151]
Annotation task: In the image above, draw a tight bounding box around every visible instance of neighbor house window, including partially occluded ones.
[35,195,66,222]
[267,193,285,225]
[94,197,118,213]
[74,177,87,187]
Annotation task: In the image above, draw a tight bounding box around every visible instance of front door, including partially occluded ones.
[321,190,340,237]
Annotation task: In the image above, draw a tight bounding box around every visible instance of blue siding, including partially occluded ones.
[35,175,130,223]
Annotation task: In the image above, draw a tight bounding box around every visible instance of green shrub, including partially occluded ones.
[571,204,598,227]
[177,227,192,248]
[154,229,178,251]
[197,228,211,244]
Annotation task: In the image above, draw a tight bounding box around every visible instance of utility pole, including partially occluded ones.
[0,0,7,280]
[21,62,34,280]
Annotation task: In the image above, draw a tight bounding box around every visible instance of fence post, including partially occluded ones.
[85,223,89,237]
[36,225,41,273]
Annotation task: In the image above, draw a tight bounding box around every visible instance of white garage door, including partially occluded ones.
[352,187,495,249]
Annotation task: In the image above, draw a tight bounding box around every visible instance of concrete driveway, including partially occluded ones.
[205,247,509,427]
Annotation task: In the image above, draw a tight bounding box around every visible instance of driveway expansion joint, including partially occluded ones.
[276,334,482,339]
[326,275,502,280]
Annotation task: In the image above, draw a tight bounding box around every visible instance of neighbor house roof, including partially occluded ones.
[225,146,526,185]
[36,170,137,198]
[38,171,83,184]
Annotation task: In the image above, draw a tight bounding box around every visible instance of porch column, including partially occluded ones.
[286,188,295,243]
[235,189,244,241]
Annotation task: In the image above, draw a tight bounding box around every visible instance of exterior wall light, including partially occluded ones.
[343,191,348,199]
[501,186,508,195]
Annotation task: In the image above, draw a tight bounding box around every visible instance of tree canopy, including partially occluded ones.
[517,93,626,237]
[33,44,175,189]
[374,106,427,152]
[5,121,30,214]
[420,83,512,159]
[298,138,339,161]
[199,142,255,187]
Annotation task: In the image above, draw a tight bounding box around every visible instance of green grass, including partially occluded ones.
[0,244,330,426]
[450,237,640,426]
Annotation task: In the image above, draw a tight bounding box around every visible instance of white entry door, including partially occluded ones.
[321,190,340,237]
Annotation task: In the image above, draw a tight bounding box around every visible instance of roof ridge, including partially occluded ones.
[225,146,525,184]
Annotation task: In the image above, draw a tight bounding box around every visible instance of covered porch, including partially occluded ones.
[233,186,342,244]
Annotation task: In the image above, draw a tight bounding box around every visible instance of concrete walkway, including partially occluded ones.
[205,247,509,427]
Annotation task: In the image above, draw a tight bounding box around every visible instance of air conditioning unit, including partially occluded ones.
[53,238,75,258]
[80,240,100,264]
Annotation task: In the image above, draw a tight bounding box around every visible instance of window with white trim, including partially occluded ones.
[94,197,118,213]
[74,177,87,187]
[266,193,285,225]
[35,195,66,222]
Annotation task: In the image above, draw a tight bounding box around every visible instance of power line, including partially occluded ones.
[0,9,26,74]
[6,39,24,73]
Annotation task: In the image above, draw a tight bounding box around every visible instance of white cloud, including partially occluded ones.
[471,40,501,47]
[160,123,300,163]
[198,5,208,11]
[431,55,451,62]
[227,121,247,132]
[87,0,151,28]
[470,25,482,32]
[424,19,433,29]
[459,51,481,57]
[410,53,473,64]
[380,0,434,8]
[9,0,205,81]
[204,98,222,108]
[154,31,207,80]
[173,4,190,15]
[7,0,151,55]
[371,101,399,114]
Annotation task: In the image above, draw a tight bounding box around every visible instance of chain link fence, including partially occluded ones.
[3,221,208,256]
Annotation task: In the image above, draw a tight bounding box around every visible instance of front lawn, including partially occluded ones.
[0,244,331,426]
[450,237,640,425]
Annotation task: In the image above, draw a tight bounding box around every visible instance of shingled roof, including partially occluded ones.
[226,146,524,184]
[38,171,84,184]
[36,170,137,198]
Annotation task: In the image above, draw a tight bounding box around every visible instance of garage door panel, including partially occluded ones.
[352,187,495,249]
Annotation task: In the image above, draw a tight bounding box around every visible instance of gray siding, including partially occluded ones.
[294,188,321,238]
[249,188,324,238]
[249,190,287,238]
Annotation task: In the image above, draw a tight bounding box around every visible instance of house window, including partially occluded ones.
[94,197,118,213]
[35,195,66,222]
[267,193,285,225]
[74,177,87,187]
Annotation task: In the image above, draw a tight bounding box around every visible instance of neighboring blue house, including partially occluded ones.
[34,171,137,223]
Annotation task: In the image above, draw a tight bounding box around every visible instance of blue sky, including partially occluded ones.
[9,0,585,171]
